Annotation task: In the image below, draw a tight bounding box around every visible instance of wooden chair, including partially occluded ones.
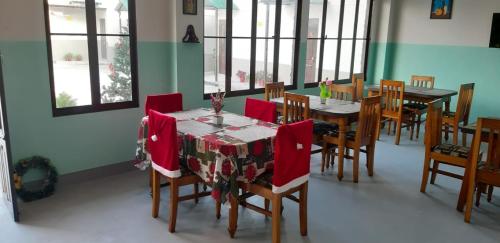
[283,93,310,124]
[403,75,435,140]
[463,118,500,223]
[419,99,473,195]
[149,111,213,232]
[352,73,365,101]
[329,84,355,101]
[265,82,285,101]
[443,83,475,146]
[377,80,414,145]
[238,120,313,243]
[322,96,381,182]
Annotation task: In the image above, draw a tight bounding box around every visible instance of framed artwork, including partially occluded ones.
[490,13,500,48]
[431,0,453,19]
[183,0,197,15]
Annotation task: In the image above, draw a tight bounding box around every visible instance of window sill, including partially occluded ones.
[203,84,297,100]
[52,101,139,117]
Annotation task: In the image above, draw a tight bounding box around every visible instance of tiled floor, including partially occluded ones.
[1,133,499,243]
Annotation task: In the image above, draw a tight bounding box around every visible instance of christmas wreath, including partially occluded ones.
[14,156,58,202]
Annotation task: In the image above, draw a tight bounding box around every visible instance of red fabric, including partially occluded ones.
[148,110,180,178]
[144,93,183,115]
[244,98,277,123]
[272,120,313,189]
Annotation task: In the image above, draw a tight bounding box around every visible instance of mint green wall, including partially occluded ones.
[368,42,500,121]
[0,41,175,175]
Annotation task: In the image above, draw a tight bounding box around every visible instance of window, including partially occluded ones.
[305,0,372,87]
[204,0,302,97]
[44,0,138,116]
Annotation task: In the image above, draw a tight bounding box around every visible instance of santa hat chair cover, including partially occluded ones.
[244,97,277,123]
[148,110,181,178]
[272,120,313,193]
[145,93,183,115]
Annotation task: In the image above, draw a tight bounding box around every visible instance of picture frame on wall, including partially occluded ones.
[183,0,197,15]
[430,0,453,19]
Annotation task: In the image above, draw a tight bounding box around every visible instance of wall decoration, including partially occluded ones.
[431,0,453,19]
[182,25,200,43]
[490,13,500,48]
[14,156,58,202]
[183,0,197,15]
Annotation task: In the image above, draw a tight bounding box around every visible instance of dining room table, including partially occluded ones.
[135,107,280,236]
[366,84,458,114]
[270,95,361,180]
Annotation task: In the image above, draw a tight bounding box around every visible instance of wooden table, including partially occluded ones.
[366,85,457,113]
[271,96,361,180]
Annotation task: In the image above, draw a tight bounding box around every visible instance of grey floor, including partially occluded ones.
[1,133,499,243]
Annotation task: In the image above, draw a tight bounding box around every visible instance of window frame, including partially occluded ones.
[304,0,374,88]
[203,0,302,99]
[43,0,139,117]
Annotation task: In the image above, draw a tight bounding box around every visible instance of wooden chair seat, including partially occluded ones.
[443,111,456,118]
[313,120,339,136]
[403,103,428,111]
[432,143,471,159]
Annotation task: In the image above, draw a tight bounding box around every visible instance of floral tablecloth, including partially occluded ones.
[135,108,278,202]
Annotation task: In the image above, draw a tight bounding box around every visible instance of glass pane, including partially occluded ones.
[341,0,357,38]
[205,1,227,37]
[51,35,92,108]
[324,0,341,38]
[356,0,370,38]
[231,39,251,91]
[339,40,353,80]
[204,38,226,94]
[353,40,366,74]
[232,0,252,37]
[255,39,274,88]
[321,40,337,81]
[278,39,294,85]
[280,0,297,38]
[305,39,321,84]
[48,0,87,34]
[307,1,324,39]
[257,0,276,38]
[96,0,129,35]
[98,36,132,103]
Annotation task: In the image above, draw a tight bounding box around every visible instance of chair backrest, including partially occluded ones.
[410,75,435,89]
[330,84,355,101]
[283,93,310,124]
[352,73,365,101]
[264,82,285,101]
[148,110,181,178]
[424,99,444,152]
[272,119,313,193]
[470,118,500,171]
[355,96,381,144]
[379,80,405,117]
[455,83,475,124]
[244,98,277,123]
[145,93,183,115]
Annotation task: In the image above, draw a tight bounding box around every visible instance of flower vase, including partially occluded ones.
[320,97,327,104]
[215,113,224,125]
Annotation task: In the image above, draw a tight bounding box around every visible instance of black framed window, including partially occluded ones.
[204,0,302,98]
[305,0,373,88]
[44,0,138,116]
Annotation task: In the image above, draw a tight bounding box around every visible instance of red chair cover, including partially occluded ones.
[272,120,313,193]
[148,110,181,178]
[145,93,183,115]
[244,98,277,123]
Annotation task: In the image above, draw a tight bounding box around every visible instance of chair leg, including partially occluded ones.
[272,194,283,243]
[228,195,238,238]
[395,119,403,145]
[367,145,375,176]
[353,149,360,183]
[444,123,450,141]
[299,183,308,236]
[194,183,199,204]
[465,179,477,223]
[265,199,270,213]
[330,148,336,168]
[462,131,467,147]
[152,169,160,218]
[475,183,484,207]
[387,120,392,135]
[168,178,179,233]
[430,160,440,184]
[453,125,459,145]
[321,142,328,173]
[487,185,494,202]
[416,114,422,139]
[216,200,221,219]
[420,156,432,193]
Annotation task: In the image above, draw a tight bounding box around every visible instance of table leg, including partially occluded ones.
[337,119,347,181]
[228,194,238,238]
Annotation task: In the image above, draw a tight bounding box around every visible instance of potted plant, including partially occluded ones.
[236,70,247,83]
[63,53,74,62]
[210,89,225,125]
[74,54,83,61]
